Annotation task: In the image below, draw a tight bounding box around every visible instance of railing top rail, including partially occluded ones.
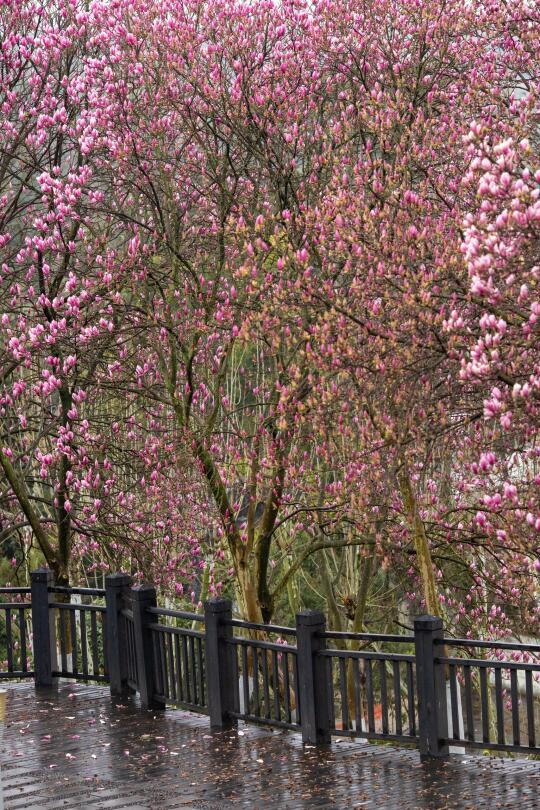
[146,606,204,623]
[48,586,106,597]
[436,637,540,653]
[320,648,415,662]
[228,636,297,653]
[49,601,105,612]
[148,622,205,639]
[0,587,31,594]
[437,654,540,672]
[321,630,414,643]
[0,601,33,609]
[227,618,296,635]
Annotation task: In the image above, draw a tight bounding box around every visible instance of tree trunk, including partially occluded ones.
[396,461,440,616]
[346,548,375,726]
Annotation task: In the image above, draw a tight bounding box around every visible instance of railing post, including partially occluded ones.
[130,584,165,710]
[204,597,236,730]
[105,573,132,696]
[414,615,449,758]
[296,610,331,745]
[30,568,57,688]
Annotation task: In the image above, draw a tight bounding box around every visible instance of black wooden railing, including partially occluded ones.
[50,585,108,681]
[1,569,539,759]
[320,630,417,744]
[227,618,300,730]
[147,606,206,712]
[437,636,540,754]
[0,586,32,679]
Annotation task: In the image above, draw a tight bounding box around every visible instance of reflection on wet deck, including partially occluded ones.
[0,682,538,809]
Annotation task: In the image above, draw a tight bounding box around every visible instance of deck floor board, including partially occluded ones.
[0,682,538,809]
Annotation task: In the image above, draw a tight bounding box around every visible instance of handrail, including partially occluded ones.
[48,586,106,597]
[321,630,414,643]
[228,636,297,653]
[320,648,415,662]
[437,637,540,653]
[50,601,105,612]
[227,618,296,635]
[146,606,203,623]
[147,622,205,638]
[0,602,33,610]
[436,654,540,672]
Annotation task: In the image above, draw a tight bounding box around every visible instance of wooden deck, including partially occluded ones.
[0,682,538,809]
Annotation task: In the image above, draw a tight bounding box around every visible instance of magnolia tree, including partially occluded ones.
[458,118,540,632]
[1,0,539,634]
[450,2,540,635]
[264,0,540,634]
[0,0,210,590]
[77,0,366,621]
[0,0,101,584]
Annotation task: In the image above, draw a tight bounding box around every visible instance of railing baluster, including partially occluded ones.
[174,634,183,702]
[155,630,164,699]
[510,668,520,747]
[380,659,389,735]
[189,635,197,705]
[80,610,88,678]
[252,646,260,716]
[159,631,168,700]
[242,643,250,716]
[292,653,301,724]
[463,665,475,742]
[196,636,205,708]
[479,666,489,744]
[229,640,239,714]
[406,661,416,736]
[122,617,128,682]
[167,632,176,702]
[261,648,271,719]
[525,669,535,748]
[354,658,363,735]
[125,618,131,681]
[70,610,78,676]
[271,649,280,721]
[152,631,162,696]
[182,635,191,703]
[5,608,13,672]
[18,608,27,673]
[102,612,108,675]
[133,619,139,683]
[494,667,505,745]
[282,651,291,724]
[90,610,99,675]
[393,661,402,736]
[59,609,68,673]
[365,659,375,733]
[339,657,349,731]
[161,631,169,698]
[131,619,138,683]
[449,664,460,741]
[125,618,132,682]
[326,657,335,731]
